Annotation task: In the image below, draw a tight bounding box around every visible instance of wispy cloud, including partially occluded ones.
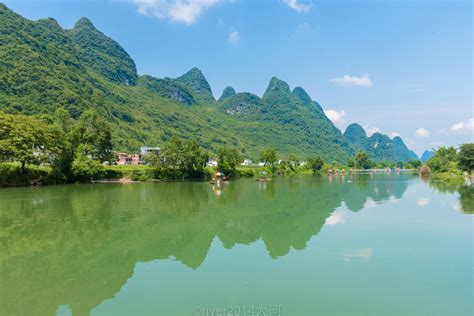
[441,117,474,135]
[416,197,430,207]
[324,109,346,126]
[329,74,373,88]
[283,0,312,13]
[130,0,220,24]
[341,248,373,262]
[415,128,430,138]
[363,125,380,136]
[227,30,239,43]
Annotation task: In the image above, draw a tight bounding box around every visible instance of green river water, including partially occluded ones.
[0,173,472,316]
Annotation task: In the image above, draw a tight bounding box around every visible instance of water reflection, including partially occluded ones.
[427,178,473,214]
[0,174,468,315]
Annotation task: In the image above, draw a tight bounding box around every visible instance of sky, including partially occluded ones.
[4,0,473,155]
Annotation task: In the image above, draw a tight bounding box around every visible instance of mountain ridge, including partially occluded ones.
[0,4,417,162]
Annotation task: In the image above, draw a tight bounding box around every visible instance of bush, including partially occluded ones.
[419,165,431,176]
[0,162,51,187]
[71,144,106,181]
[237,167,255,177]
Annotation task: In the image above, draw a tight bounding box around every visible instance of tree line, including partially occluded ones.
[1,108,472,185]
[0,109,112,183]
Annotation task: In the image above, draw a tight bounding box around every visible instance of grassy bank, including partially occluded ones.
[0,163,52,187]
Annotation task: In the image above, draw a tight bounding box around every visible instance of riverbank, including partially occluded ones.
[0,163,259,187]
[1,162,470,188]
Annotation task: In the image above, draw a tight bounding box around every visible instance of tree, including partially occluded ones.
[182,140,209,177]
[71,144,106,181]
[347,159,355,168]
[355,151,372,169]
[260,148,277,166]
[72,109,113,162]
[427,146,458,172]
[405,160,421,169]
[458,143,474,172]
[288,154,300,170]
[217,146,242,175]
[146,137,208,178]
[0,112,58,171]
[307,156,324,172]
[50,108,75,181]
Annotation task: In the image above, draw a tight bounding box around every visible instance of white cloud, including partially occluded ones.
[325,211,345,225]
[389,132,401,139]
[416,197,430,207]
[329,74,373,88]
[227,30,239,43]
[363,125,380,136]
[324,109,346,126]
[130,0,219,24]
[415,128,430,138]
[448,117,474,134]
[283,0,311,13]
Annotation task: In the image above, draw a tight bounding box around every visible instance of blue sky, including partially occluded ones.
[4,0,473,155]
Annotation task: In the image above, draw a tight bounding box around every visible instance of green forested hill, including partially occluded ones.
[0,3,417,162]
[343,123,418,162]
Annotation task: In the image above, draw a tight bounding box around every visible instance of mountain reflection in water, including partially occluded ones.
[0,173,471,316]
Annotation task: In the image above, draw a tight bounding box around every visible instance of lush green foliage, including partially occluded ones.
[404,160,422,169]
[458,143,474,172]
[217,146,242,175]
[426,146,459,173]
[0,112,58,170]
[0,3,417,164]
[343,124,417,162]
[72,109,113,162]
[0,162,51,187]
[145,137,209,179]
[67,18,137,85]
[260,148,277,166]
[355,151,373,169]
[306,156,324,172]
[0,108,113,183]
[71,144,106,181]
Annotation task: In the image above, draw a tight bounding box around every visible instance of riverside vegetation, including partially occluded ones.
[0,3,472,186]
[1,105,472,187]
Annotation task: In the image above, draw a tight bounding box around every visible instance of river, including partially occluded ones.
[0,173,472,315]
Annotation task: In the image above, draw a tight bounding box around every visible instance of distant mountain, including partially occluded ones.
[218,86,236,102]
[0,3,416,162]
[343,124,417,162]
[421,150,434,162]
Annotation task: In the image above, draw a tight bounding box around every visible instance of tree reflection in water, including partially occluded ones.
[0,173,468,315]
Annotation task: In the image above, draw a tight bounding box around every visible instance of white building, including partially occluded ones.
[207,159,218,167]
[241,159,253,166]
[140,147,161,156]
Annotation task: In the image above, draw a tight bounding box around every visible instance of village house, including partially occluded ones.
[140,147,161,163]
[140,147,161,156]
[241,159,253,166]
[207,158,218,167]
[116,153,141,165]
